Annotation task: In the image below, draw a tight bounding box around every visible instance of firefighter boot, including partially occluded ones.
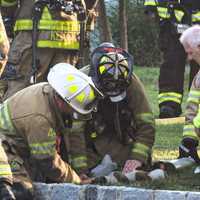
[159,105,182,118]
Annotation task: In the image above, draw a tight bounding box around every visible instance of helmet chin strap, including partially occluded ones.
[109,91,126,102]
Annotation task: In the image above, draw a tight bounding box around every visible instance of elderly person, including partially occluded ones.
[179,25,200,164]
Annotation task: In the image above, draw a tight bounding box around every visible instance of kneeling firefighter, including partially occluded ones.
[84,43,156,177]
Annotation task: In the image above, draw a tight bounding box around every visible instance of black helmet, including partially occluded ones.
[90,44,134,98]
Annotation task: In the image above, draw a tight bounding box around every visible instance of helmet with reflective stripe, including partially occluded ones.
[48,63,103,114]
[91,45,133,98]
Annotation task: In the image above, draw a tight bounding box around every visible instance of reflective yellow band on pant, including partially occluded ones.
[192,12,200,22]
[132,143,150,158]
[0,101,15,133]
[71,155,87,169]
[0,164,12,176]
[14,19,80,32]
[187,90,200,104]
[158,92,182,104]
[135,113,155,125]
[157,7,184,21]
[183,124,199,140]
[144,0,156,6]
[1,0,17,7]
[30,141,56,155]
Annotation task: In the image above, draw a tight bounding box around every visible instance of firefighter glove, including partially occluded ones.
[179,138,200,164]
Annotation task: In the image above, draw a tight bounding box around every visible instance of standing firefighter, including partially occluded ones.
[178,26,200,164]
[0,0,91,100]
[84,43,155,177]
[0,63,102,199]
[144,0,200,118]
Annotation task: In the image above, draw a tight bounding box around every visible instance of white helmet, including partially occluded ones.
[47,63,103,115]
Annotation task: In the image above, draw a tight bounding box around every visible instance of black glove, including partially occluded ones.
[179,138,200,164]
[0,182,16,200]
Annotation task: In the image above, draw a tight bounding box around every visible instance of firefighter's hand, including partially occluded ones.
[0,182,16,200]
[179,138,200,164]
[80,173,94,184]
[122,160,142,174]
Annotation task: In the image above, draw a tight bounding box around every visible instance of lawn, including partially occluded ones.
[128,66,200,191]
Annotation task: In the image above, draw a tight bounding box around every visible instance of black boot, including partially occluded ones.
[159,105,182,118]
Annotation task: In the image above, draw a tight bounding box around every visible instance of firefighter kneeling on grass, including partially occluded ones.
[178,25,200,165]
[83,43,155,182]
[0,63,102,200]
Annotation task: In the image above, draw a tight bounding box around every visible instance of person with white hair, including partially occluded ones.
[180,25,200,64]
[179,25,200,165]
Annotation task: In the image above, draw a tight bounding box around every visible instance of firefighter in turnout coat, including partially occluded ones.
[0,63,102,199]
[84,44,155,175]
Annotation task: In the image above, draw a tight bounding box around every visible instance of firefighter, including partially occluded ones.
[178,25,200,164]
[0,0,95,100]
[0,63,102,199]
[144,0,200,118]
[84,43,155,176]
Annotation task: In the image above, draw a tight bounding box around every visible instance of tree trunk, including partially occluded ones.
[97,0,112,42]
[119,0,128,50]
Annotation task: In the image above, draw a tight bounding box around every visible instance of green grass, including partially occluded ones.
[127,66,200,191]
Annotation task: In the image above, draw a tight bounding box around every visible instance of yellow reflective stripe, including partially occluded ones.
[72,156,87,169]
[66,75,75,82]
[174,10,184,22]
[192,12,200,22]
[90,132,97,138]
[144,0,156,6]
[37,40,79,49]
[183,124,199,140]
[89,89,95,101]
[0,102,15,132]
[30,141,56,155]
[158,92,182,104]
[187,90,200,104]
[157,7,170,19]
[193,105,200,128]
[41,7,52,20]
[136,113,154,124]
[14,19,80,32]
[0,164,12,176]
[132,143,150,158]
[1,0,17,7]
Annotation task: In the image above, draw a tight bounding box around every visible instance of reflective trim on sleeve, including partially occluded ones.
[0,101,15,132]
[136,113,155,124]
[183,124,199,140]
[71,155,87,169]
[30,141,56,155]
[132,142,150,159]
[158,92,182,104]
[193,105,200,129]
[0,164,12,176]
[187,90,200,104]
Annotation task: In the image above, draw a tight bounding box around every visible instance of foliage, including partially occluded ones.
[106,1,162,67]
